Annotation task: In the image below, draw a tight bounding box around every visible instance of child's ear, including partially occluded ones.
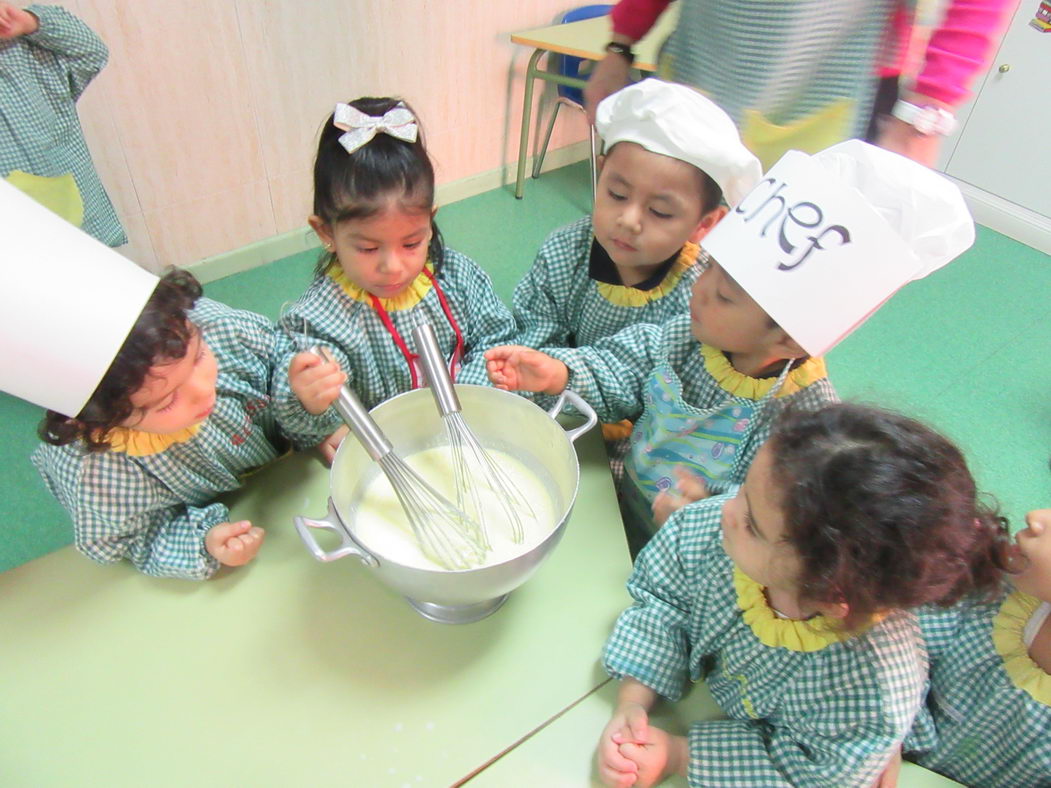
[308,215,334,249]
[816,601,850,620]
[596,153,606,176]
[768,328,808,361]
[431,205,438,219]
[689,205,728,243]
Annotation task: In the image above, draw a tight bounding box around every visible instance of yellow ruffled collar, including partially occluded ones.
[101,423,202,456]
[992,591,1051,705]
[702,344,827,400]
[327,261,434,311]
[596,242,699,307]
[734,567,846,652]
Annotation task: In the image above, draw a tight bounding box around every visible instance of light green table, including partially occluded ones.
[0,428,633,787]
[465,679,963,787]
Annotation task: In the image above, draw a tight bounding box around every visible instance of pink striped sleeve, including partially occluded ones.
[912,0,1015,106]
[610,0,673,42]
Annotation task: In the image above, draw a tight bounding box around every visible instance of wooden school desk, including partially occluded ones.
[509,9,678,199]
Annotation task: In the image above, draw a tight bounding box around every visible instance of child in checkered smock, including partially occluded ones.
[0,4,125,246]
[489,140,976,554]
[272,98,516,458]
[33,271,289,580]
[512,80,760,353]
[903,506,1051,786]
[595,404,1012,788]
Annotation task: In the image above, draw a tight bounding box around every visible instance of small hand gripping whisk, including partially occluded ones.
[314,347,488,571]
[412,323,536,546]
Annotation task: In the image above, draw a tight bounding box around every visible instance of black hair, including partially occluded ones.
[767,403,1011,631]
[38,269,202,452]
[311,96,443,278]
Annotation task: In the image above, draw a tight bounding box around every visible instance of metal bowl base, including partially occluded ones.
[406,593,509,624]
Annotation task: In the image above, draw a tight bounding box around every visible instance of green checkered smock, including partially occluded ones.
[546,314,837,493]
[604,494,926,787]
[32,299,287,580]
[273,249,517,445]
[662,0,895,157]
[512,217,701,349]
[0,5,125,246]
[905,593,1051,787]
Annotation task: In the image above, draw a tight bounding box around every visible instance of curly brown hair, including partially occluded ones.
[38,269,202,452]
[768,403,1011,631]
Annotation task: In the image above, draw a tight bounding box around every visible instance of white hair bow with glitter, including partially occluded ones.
[333,103,418,154]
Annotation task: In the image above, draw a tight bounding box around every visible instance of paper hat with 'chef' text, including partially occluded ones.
[700,139,975,357]
[0,178,158,417]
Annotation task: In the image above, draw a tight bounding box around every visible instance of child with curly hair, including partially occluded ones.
[30,267,288,579]
[596,404,1011,787]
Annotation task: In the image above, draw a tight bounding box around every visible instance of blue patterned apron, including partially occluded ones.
[620,358,791,551]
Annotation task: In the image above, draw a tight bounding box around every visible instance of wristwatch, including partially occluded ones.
[890,100,956,136]
[605,41,635,65]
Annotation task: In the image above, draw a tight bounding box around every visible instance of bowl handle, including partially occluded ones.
[547,389,599,444]
[294,498,379,567]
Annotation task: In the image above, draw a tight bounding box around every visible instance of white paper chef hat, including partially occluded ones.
[595,79,762,207]
[701,139,975,357]
[0,179,158,416]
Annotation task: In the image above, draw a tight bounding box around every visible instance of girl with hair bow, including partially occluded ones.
[274,97,517,458]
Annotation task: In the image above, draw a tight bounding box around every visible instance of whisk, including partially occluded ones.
[412,323,535,546]
[313,347,488,571]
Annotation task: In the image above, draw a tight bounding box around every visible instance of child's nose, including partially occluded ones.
[617,203,642,233]
[1023,512,1047,537]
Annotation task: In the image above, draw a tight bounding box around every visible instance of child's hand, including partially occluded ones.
[205,520,265,567]
[484,345,568,395]
[0,4,38,38]
[597,702,649,787]
[616,725,688,788]
[870,747,901,788]
[289,350,345,415]
[317,424,349,465]
[652,468,710,526]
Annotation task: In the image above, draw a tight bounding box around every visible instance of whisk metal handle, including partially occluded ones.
[412,323,461,416]
[312,346,393,461]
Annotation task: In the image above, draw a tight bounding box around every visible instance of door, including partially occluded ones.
[944,1,1051,218]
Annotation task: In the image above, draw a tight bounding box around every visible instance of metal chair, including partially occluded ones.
[531,4,613,203]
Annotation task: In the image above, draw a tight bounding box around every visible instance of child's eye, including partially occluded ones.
[716,290,733,304]
[356,246,378,254]
[744,514,759,537]
[650,208,672,219]
[157,392,178,413]
[404,241,423,250]
[607,189,626,201]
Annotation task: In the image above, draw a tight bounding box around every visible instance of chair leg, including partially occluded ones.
[532,100,562,179]
[588,123,599,205]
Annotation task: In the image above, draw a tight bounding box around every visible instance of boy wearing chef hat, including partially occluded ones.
[0,180,289,579]
[488,138,974,552]
[512,78,761,354]
[512,78,761,473]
